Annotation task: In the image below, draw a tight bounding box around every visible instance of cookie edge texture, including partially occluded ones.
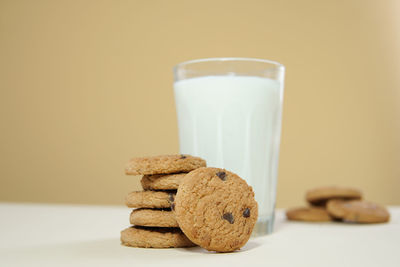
[125,191,175,209]
[125,154,206,175]
[120,226,196,248]
[306,186,362,205]
[130,208,178,227]
[141,173,187,190]
[326,199,390,223]
[286,207,332,222]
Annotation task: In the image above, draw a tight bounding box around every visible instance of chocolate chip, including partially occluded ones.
[168,193,175,202]
[216,171,226,181]
[171,203,175,211]
[243,208,250,218]
[222,212,234,224]
[180,154,187,159]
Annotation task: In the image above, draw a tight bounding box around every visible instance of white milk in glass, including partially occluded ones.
[174,75,283,226]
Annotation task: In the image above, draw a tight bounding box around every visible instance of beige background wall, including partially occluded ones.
[1,0,399,208]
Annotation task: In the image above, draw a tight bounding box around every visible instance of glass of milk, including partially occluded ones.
[173,58,285,235]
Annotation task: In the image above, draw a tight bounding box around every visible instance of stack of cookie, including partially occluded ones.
[286,186,390,224]
[120,154,206,248]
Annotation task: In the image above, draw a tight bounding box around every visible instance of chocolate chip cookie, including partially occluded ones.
[125,154,206,175]
[306,186,362,206]
[125,191,175,209]
[326,199,390,223]
[120,226,196,248]
[286,207,332,222]
[141,173,186,190]
[130,208,178,227]
[174,167,258,252]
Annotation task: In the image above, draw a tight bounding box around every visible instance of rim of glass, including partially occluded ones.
[173,57,285,73]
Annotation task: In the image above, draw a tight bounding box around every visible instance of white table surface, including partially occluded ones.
[0,203,399,267]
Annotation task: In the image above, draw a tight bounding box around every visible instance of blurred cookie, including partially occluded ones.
[125,154,206,175]
[175,167,258,252]
[286,207,332,222]
[326,199,390,223]
[130,208,178,227]
[120,226,196,248]
[306,186,362,206]
[141,173,186,190]
[125,191,175,209]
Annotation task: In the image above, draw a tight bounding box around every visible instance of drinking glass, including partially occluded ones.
[173,58,285,235]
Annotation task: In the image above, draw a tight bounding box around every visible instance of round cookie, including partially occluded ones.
[130,208,178,227]
[306,186,362,206]
[141,173,186,190]
[125,154,206,175]
[286,207,332,222]
[326,199,390,223]
[125,191,175,209]
[174,167,258,252]
[120,226,196,248]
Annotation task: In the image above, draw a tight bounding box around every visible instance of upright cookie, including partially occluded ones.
[174,167,258,252]
[125,154,206,175]
[141,173,186,190]
[306,186,362,206]
[326,199,390,223]
[130,208,178,227]
[125,191,175,209]
[120,226,196,248]
[286,207,332,222]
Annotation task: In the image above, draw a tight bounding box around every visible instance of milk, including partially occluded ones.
[174,75,283,225]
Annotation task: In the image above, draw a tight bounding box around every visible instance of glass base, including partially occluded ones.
[251,213,275,236]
